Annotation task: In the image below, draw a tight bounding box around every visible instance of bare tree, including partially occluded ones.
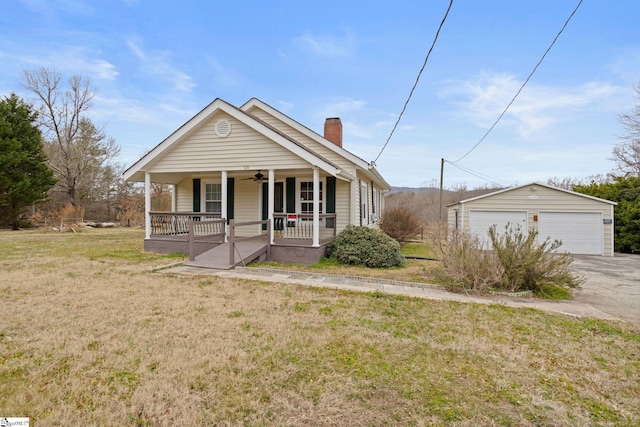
[547,175,611,190]
[385,184,501,226]
[547,176,583,190]
[23,67,120,209]
[612,83,640,176]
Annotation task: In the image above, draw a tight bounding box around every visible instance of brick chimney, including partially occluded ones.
[324,117,342,148]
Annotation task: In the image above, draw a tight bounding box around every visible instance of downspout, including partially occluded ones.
[358,179,362,226]
[610,204,615,257]
[371,180,375,222]
[350,178,357,225]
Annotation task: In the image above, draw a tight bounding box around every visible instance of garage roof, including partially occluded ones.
[448,182,617,206]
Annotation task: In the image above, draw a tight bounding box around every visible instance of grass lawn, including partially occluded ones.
[1,228,638,425]
[252,242,443,285]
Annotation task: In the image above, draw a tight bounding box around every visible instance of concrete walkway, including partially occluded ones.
[158,265,625,323]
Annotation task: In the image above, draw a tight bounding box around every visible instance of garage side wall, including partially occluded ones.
[448,185,614,256]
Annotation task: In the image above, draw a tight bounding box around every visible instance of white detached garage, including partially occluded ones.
[447,182,617,257]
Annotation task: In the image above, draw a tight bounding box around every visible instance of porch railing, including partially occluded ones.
[187,218,227,261]
[150,211,336,244]
[272,213,337,241]
[150,211,222,236]
[228,219,270,266]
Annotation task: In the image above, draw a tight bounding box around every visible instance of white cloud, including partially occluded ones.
[127,41,145,60]
[609,48,640,85]
[317,97,366,118]
[345,118,394,140]
[91,92,200,166]
[343,120,373,139]
[440,73,626,137]
[93,94,162,125]
[3,45,119,81]
[309,97,398,143]
[85,58,119,80]
[277,100,294,112]
[20,0,93,16]
[203,55,241,87]
[295,29,355,57]
[126,39,196,93]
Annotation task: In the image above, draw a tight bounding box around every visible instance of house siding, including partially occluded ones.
[176,179,192,212]
[448,184,615,256]
[148,112,311,173]
[232,178,262,237]
[352,171,383,227]
[336,178,350,233]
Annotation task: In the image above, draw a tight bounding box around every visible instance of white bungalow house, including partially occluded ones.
[123,98,391,267]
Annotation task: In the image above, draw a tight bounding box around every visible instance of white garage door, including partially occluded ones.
[538,211,602,255]
[468,210,527,248]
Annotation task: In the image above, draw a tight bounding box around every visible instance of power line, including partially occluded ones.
[373,0,454,165]
[445,160,508,187]
[450,0,584,164]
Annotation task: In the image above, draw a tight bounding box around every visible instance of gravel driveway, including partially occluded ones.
[570,254,640,325]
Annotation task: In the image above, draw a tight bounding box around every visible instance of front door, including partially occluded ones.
[262,182,284,230]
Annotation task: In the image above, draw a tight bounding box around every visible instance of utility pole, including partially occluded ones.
[439,158,444,222]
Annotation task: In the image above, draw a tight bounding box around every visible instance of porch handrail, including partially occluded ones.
[228,219,271,265]
[273,213,337,240]
[150,211,222,236]
[188,218,227,261]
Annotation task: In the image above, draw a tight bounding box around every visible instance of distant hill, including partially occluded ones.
[389,186,452,195]
[385,185,503,223]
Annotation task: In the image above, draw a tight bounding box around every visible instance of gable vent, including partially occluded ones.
[215,119,231,137]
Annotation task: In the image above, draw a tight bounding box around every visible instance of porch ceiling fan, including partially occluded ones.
[242,170,265,182]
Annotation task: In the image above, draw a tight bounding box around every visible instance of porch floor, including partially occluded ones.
[184,240,267,270]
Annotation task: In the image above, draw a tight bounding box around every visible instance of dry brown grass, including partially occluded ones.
[256,257,442,285]
[1,228,639,426]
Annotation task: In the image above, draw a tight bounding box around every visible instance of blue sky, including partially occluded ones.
[1,0,639,188]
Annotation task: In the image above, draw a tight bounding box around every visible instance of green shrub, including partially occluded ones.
[327,225,404,268]
[574,176,640,253]
[378,206,423,245]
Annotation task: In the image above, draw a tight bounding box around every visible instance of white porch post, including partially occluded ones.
[312,167,320,247]
[268,169,275,245]
[145,172,151,239]
[221,170,228,242]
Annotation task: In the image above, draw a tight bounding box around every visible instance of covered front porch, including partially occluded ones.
[141,164,348,266]
[145,211,337,267]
